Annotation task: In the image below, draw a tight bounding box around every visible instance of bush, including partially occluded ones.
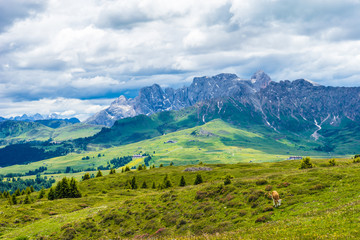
[82,173,90,180]
[353,157,360,163]
[328,158,336,166]
[255,215,270,223]
[299,157,314,169]
[256,179,268,185]
[224,175,232,185]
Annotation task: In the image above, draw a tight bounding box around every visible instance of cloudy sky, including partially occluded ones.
[1,0,360,120]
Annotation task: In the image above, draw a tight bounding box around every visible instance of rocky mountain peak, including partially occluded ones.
[251,70,271,90]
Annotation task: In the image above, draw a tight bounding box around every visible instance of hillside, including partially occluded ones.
[0,119,334,176]
[0,121,103,145]
[1,158,360,239]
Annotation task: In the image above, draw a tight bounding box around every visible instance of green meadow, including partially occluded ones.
[0,157,360,239]
[0,119,333,177]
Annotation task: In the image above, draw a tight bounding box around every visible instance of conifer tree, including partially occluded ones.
[141,181,147,189]
[25,187,31,195]
[143,164,147,170]
[8,196,13,205]
[69,178,82,198]
[23,194,31,204]
[83,173,90,180]
[152,182,156,189]
[11,194,17,205]
[163,174,172,188]
[125,166,130,172]
[109,168,116,174]
[137,165,143,170]
[96,170,103,177]
[21,189,25,195]
[30,185,34,192]
[159,164,164,168]
[121,168,124,173]
[38,187,45,199]
[124,179,132,189]
[179,176,186,187]
[131,177,137,189]
[194,174,203,185]
[170,162,174,166]
[48,188,55,200]
[14,189,20,196]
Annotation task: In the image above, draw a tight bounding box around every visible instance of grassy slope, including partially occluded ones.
[0,119,332,176]
[0,122,103,143]
[1,158,360,239]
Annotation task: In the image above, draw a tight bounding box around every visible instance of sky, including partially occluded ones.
[1,0,360,121]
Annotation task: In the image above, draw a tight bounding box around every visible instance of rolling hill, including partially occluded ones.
[0,158,359,239]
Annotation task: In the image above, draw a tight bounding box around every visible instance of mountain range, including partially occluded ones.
[0,113,80,122]
[85,71,360,140]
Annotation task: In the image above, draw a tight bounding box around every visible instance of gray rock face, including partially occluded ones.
[86,71,360,132]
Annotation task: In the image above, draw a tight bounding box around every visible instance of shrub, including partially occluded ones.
[353,157,360,163]
[310,184,325,190]
[256,179,268,185]
[328,158,336,166]
[23,194,31,204]
[299,157,314,169]
[131,177,137,189]
[263,206,274,212]
[224,175,232,185]
[109,168,116,174]
[82,173,90,180]
[255,215,270,223]
[194,174,203,185]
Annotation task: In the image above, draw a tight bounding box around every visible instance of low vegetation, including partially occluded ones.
[0,157,359,239]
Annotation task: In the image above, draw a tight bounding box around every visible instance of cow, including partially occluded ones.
[270,191,282,207]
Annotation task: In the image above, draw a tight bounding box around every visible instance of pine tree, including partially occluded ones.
[30,185,35,192]
[131,177,137,189]
[124,179,132,189]
[21,189,25,195]
[109,168,116,174]
[170,162,174,166]
[143,164,147,170]
[11,194,17,205]
[23,194,31,204]
[163,174,172,188]
[14,188,20,196]
[96,170,103,177]
[159,164,164,168]
[194,174,203,185]
[137,165,143,170]
[69,178,82,198]
[83,173,91,180]
[141,181,147,189]
[38,187,45,199]
[48,188,55,200]
[25,187,31,195]
[121,168,124,173]
[8,196,13,205]
[152,182,156,189]
[179,176,186,187]
[125,166,130,172]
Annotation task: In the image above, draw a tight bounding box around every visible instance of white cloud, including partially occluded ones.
[1,0,360,118]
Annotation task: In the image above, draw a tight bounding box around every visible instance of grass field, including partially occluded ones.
[0,119,335,176]
[1,157,360,239]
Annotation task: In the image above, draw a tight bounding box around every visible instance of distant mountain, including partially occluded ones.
[6,113,79,122]
[0,120,102,145]
[83,70,360,154]
[86,71,272,126]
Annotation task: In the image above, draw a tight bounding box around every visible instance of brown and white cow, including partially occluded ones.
[270,191,282,207]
